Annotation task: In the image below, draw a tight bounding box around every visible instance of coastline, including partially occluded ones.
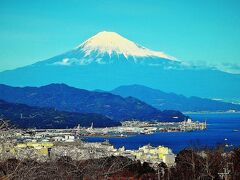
[184,111,240,115]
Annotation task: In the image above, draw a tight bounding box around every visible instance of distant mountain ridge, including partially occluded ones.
[0,84,187,122]
[0,99,120,128]
[111,84,240,112]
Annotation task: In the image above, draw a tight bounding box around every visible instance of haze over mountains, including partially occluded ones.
[1,31,239,101]
[111,85,240,112]
[0,84,187,122]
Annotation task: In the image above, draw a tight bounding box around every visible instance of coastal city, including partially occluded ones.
[0,118,206,168]
[78,118,207,137]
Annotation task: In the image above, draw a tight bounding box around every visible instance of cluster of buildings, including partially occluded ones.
[83,118,207,136]
[122,118,207,132]
[0,128,175,167]
[118,144,175,167]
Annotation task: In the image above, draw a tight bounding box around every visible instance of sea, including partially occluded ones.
[83,113,240,153]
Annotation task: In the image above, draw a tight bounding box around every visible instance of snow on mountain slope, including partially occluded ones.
[41,31,179,66]
[77,31,176,60]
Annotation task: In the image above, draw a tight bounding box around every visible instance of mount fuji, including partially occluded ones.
[0,31,240,100]
[34,31,180,67]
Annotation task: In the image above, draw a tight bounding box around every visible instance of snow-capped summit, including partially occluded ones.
[77,31,176,60]
[37,31,181,66]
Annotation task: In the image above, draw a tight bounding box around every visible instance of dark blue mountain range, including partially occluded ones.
[0,99,120,128]
[0,84,187,122]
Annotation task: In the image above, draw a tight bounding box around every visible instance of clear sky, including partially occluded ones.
[1,0,240,72]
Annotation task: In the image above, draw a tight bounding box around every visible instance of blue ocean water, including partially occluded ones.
[83,113,240,153]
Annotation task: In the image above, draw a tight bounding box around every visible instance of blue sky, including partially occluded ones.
[1,0,240,72]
